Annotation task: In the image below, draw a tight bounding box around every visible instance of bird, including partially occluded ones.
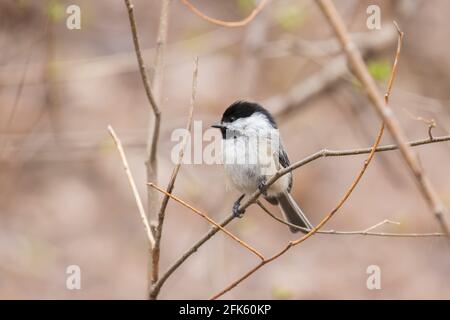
[211,100,313,233]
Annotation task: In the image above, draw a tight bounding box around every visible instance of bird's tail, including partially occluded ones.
[277,192,313,233]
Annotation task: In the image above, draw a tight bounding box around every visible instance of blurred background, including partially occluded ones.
[1,0,450,299]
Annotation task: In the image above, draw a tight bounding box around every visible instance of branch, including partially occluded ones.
[316,0,450,238]
[210,19,406,299]
[149,132,450,298]
[260,24,397,59]
[150,57,198,293]
[123,0,166,299]
[180,0,268,27]
[211,124,383,299]
[150,213,235,298]
[123,0,161,163]
[152,0,171,105]
[257,201,444,238]
[264,25,397,117]
[140,10,449,297]
[108,126,155,248]
[268,135,450,174]
[149,183,264,260]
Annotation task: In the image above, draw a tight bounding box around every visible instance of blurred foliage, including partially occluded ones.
[17,0,29,9]
[271,285,294,299]
[46,0,64,22]
[352,58,391,89]
[236,0,256,14]
[367,59,391,83]
[275,4,307,32]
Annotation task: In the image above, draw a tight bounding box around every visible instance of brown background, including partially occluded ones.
[1,0,449,299]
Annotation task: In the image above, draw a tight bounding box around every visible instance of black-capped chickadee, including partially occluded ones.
[212,100,312,233]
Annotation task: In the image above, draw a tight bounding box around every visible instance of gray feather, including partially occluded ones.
[277,192,312,233]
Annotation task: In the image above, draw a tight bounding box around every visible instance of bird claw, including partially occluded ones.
[233,201,243,218]
[232,194,245,218]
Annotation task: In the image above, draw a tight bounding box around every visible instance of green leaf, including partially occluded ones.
[275,5,306,31]
[367,59,392,83]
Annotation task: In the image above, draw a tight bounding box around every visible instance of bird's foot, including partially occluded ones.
[232,194,245,218]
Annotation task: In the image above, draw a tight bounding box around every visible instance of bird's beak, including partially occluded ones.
[211,121,225,129]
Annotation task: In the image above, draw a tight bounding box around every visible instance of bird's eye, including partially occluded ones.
[229,117,235,122]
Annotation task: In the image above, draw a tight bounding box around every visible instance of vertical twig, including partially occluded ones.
[211,15,406,299]
[123,0,163,297]
[149,133,450,298]
[108,126,155,248]
[316,0,450,238]
[152,0,171,104]
[150,57,198,298]
[148,0,171,298]
[211,115,385,300]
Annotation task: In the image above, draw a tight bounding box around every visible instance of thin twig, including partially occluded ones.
[211,18,407,299]
[123,0,167,299]
[404,108,437,141]
[108,126,155,248]
[150,132,450,299]
[385,21,403,104]
[149,183,265,260]
[123,0,161,161]
[362,219,400,233]
[150,57,198,292]
[265,25,397,117]
[180,0,268,27]
[211,118,385,299]
[257,201,443,237]
[316,0,450,238]
[150,213,235,298]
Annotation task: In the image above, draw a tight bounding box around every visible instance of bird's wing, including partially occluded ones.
[278,146,291,168]
[278,143,293,193]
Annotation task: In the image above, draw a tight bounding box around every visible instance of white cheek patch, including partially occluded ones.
[222,113,282,172]
[226,113,274,135]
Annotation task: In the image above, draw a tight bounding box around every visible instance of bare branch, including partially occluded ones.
[259,26,396,59]
[257,201,444,238]
[150,57,198,291]
[124,0,165,298]
[404,109,437,141]
[152,0,171,104]
[180,0,268,27]
[385,21,403,104]
[150,214,235,298]
[316,0,450,238]
[108,125,155,248]
[211,121,384,299]
[264,25,397,117]
[149,133,450,299]
[210,15,407,299]
[123,0,161,159]
[149,183,265,260]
